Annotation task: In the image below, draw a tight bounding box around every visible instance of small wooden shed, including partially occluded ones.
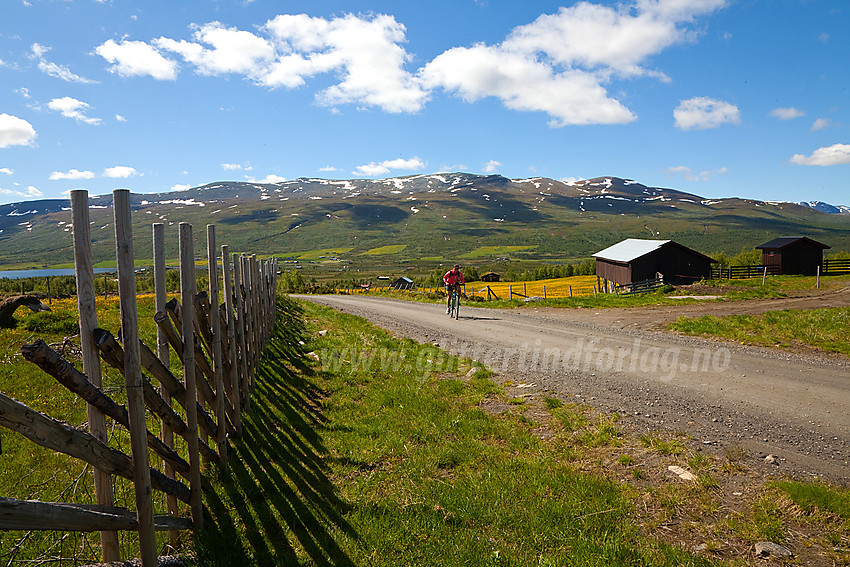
[756,236,830,275]
[480,272,500,282]
[391,276,414,290]
[593,239,714,286]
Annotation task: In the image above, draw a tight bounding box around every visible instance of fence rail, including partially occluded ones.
[823,258,850,274]
[710,264,780,279]
[0,189,278,566]
[614,276,665,296]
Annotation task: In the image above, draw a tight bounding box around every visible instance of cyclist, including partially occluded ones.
[442,264,465,314]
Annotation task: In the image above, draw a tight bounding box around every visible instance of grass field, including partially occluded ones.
[459,245,536,259]
[361,244,407,255]
[670,307,850,355]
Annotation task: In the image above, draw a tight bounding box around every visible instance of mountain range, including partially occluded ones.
[1,174,849,269]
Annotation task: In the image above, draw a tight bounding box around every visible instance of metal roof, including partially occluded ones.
[592,239,671,263]
[756,236,830,250]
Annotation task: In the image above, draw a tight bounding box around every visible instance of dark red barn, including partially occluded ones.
[756,236,830,275]
[593,239,714,286]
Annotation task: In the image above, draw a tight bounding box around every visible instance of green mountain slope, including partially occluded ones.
[1,174,848,269]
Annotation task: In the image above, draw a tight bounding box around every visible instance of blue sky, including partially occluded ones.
[1,0,848,206]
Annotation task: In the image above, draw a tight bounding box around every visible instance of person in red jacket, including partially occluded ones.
[442,264,465,314]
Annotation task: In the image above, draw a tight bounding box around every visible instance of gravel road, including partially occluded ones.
[297,294,850,484]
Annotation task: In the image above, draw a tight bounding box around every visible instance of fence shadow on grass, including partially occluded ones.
[197,298,357,566]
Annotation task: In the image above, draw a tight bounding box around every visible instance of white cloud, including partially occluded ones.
[0,185,42,198]
[103,165,138,178]
[769,107,804,120]
[318,165,339,172]
[95,39,179,80]
[47,97,102,125]
[790,143,850,166]
[666,165,727,181]
[810,118,832,131]
[673,97,740,130]
[50,168,95,180]
[256,174,286,183]
[31,43,98,84]
[353,156,425,176]
[0,113,37,147]
[155,22,275,76]
[222,163,252,171]
[0,167,12,175]
[115,114,127,122]
[483,160,501,173]
[171,183,192,192]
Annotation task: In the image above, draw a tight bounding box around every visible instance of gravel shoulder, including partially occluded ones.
[296,292,850,484]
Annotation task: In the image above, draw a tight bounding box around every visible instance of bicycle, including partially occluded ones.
[447,284,462,319]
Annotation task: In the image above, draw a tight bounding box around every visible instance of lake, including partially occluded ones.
[0,268,115,280]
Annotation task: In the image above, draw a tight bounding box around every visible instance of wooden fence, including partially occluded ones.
[709,264,780,279]
[0,189,278,565]
[823,258,850,275]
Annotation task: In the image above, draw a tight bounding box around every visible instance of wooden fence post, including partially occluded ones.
[207,225,228,464]
[233,254,249,411]
[71,190,120,563]
[179,223,204,531]
[221,246,242,434]
[112,190,157,566]
[153,222,180,549]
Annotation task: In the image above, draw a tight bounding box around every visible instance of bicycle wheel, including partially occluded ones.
[453,293,460,320]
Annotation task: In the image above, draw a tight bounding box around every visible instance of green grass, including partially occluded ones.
[291,247,355,260]
[460,245,536,259]
[670,307,850,355]
[361,244,407,255]
[773,480,850,520]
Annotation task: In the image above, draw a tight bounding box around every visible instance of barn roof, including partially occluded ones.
[756,236,830,250]
[592,239,671,263]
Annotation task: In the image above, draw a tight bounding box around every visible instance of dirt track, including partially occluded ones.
[297,292,850,484]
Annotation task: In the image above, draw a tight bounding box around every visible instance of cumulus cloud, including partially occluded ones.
[0,114,37,147]
[103,165,138,178]
[92,2,726,122]
[254,174,286,183]
[790,143,850,166]
[769,107,804,120]
[31,43,98,84]
[318,165,339,172]
[95,39,179,80]
[810,118,832,131]
[222,163,252,171]
[50,168,95,180]
[353,157,425,176]
[666,165,727,181]
[483,160,501,173]
[171,183,192,192]
[673,97,740,130]
[0,185,42,199]
[0,167,12,175]
[47,97,102,125]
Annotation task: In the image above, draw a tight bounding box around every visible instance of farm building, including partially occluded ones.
[756,236,830,275]
[593,239,714,287]
[391,276,414,290]
[480,272,500,282]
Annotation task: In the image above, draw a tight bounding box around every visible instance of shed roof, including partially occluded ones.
[756,236,830,250]
[593,239,671,263]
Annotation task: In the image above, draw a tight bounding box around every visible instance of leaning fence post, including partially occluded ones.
[112,189,157,566]
[233,253,249,411]
[179,222,204,531]
[153,222,180,548]
[71,190,120,563]
[222,246,241,434]
[206,225,228,464]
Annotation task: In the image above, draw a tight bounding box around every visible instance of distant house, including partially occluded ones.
[480,272,500,282]
[391,276,414,290]
[593,239,714,286]
[756,236,830,275]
